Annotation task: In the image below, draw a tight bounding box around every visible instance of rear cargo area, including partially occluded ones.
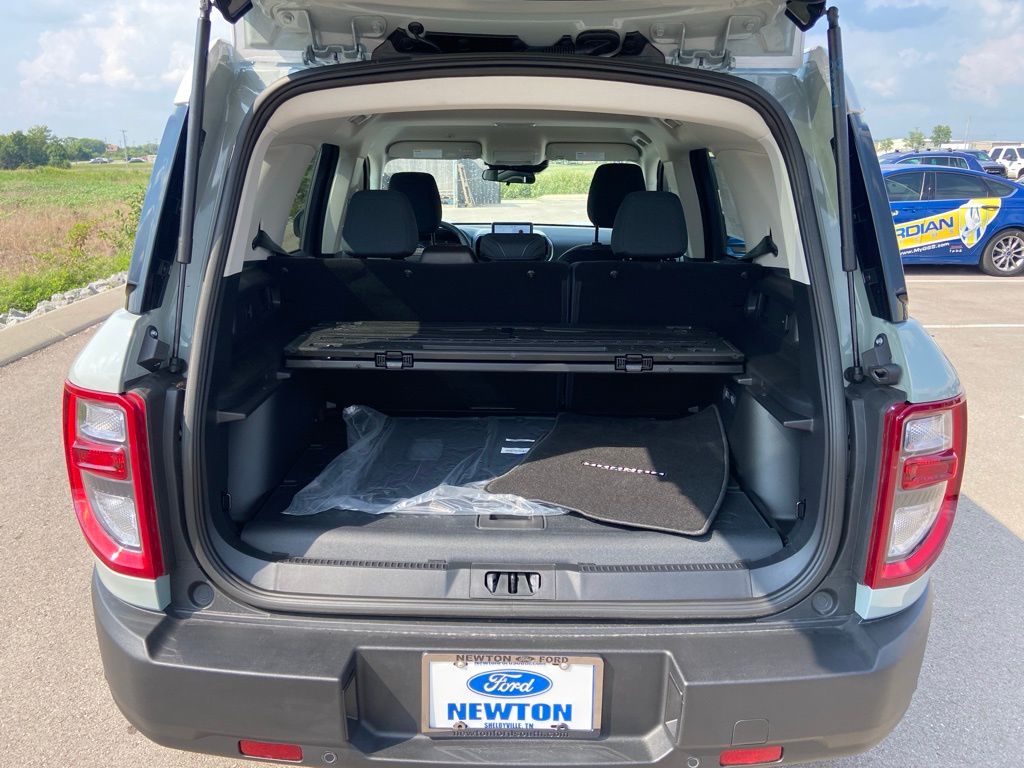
[202,256,822,603]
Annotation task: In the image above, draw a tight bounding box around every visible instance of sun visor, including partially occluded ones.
[546,143,641,163]
[387,142,482,160]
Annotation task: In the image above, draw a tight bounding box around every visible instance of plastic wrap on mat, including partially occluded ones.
[284,406,563,516]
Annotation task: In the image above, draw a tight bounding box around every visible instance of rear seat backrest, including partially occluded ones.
[571,260,759,337]
[280,188,749,332]
[274,258,570,325]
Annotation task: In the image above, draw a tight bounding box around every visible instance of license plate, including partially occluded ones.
[421,653,604,737]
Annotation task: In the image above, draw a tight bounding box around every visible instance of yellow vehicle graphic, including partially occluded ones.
[894,197,1002,253]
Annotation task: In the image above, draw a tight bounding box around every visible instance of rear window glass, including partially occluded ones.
[382,159,638,226]
[886,172,926,202]
[933,173,991,201]
[985,178,1019,198]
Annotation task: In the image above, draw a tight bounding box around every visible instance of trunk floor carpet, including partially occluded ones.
[486,407,728,536]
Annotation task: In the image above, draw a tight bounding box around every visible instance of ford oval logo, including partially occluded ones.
[466,670,552,698]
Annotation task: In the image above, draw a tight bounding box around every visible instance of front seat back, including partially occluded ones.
[610,191,688,261]
[560,163,646,263]
[388,171,475,262]
[341,190,419,259]
[387,171,443,242]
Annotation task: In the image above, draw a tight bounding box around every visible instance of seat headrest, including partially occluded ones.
[477,233,549,262]
[387,172,442,238]
[341,190,419,259]
[587,163,647,229]
[610,191,688,261]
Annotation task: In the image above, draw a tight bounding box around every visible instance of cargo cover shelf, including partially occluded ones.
[284,321,745,374]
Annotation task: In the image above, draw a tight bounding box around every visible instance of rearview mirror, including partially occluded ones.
[482,169,535,185]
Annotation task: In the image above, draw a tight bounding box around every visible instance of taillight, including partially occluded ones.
[864,395,967,589]
[63,382,164,579]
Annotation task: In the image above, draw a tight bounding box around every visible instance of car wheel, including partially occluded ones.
[980,229,1024,276]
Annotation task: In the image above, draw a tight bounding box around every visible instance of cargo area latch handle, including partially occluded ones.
[614,354,654,373]
[375,351,414,369]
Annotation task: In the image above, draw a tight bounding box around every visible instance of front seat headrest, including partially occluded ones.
[587,163,647,229]
[387,171,443,239]
[477,233,549,262]
[341,190,419,259]
[610,191,688,261]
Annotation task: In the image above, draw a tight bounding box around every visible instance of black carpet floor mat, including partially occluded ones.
[486,407,728,536]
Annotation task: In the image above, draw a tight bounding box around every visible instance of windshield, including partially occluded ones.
[383,159,637,226]
[965,150,992,161]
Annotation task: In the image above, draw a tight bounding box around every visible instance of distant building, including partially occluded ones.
[105,143,120,153]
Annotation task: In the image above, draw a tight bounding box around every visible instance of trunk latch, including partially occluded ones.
[614,354,654,373]
[375,351,414,369]
[484,571,542,596]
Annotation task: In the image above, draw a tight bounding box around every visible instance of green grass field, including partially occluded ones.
[0,164,150,313]
[502,163,594,199]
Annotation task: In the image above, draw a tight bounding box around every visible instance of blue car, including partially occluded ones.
[882,165,1024,275]
[879,149,1006,176]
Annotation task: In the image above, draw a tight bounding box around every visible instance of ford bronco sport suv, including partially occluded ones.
[63,2,966,766]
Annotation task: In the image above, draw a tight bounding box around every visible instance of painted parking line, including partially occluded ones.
[923,323,1024,329]
[906,278,1024,284]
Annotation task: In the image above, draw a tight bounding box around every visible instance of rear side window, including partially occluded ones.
[281,157,317,253]
[985,178,1019,198]
[953,157,969,169]
[706,153,744,252]
[933,173,991,201]
[885,172,926,202]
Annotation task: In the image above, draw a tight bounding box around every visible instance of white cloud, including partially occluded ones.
[17,2,200,92]
[975,0,1024,29]
[952,33,1024,105]
[7,1,232,139]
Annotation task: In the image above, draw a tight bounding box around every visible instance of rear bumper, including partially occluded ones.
[94,573,931,766]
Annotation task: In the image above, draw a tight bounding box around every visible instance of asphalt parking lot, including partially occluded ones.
[0,266,1021,767]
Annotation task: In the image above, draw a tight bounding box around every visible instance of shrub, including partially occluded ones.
[0,197,140,314]
[502,164,595,199]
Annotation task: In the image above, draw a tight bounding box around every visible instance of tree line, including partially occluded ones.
[875,124,954,153]
[0,125,157,170]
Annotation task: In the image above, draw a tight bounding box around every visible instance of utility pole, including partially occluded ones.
[121,129,129,162]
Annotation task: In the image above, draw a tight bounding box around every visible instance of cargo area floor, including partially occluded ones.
[242,488,781,566]
[241,426,781,566]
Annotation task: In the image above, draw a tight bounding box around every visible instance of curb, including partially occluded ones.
[0,289,124,368]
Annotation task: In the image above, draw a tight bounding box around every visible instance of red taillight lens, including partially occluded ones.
[62,382,164,580]
[719,745,784,765]
[864,395,967,589]
[239,740,303,761]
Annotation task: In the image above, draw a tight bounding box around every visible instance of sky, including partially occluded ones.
[0,0,1022,145]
